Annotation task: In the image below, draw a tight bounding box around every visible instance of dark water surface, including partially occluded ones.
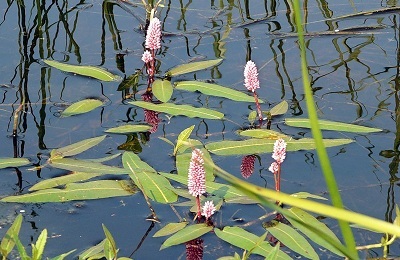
[1,0,400,259]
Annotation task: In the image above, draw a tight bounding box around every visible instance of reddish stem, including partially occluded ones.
[253,91,263,124]
[196,196,201,219]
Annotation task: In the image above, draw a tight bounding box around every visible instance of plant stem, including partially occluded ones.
[252,91,263,124]
[196,196,201,219]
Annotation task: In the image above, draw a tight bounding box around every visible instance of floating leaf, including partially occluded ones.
[105,124,152,134]
[0,214,22,258]
[206,138,353,156]
[50,135,107,159]
[29,172,104,191]
[166,59,223,77]
[61,99,103,117]
[269,100,289,116]
[291,192,327,200]
[287,207,344,257]
[1,180,137,203]
[123,152,177,203]
[0,158,30,169]
[43,59,121,81]
[153,222,188,237]
[264,221,318,259]
[130,101,224,120]
[153,79,173,103]
[117,70,140,91]
[239,129,289,139]
[160,224,212,250]
[285,118,382,133]
[214,227,291,259]
[174,125,195,155]
[175,81,261,103]
[248,111,257,125]
[121,152,156,173]
[176,149,215,181]
[49,158,128,174]
[86,153,122,163]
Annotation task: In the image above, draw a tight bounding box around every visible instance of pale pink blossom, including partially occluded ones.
[141,50,153,63]
[201,201,216,219]
[145,17,161,50]
[240,155,256,179]
[244,60,260,92]
[268,161,279,174]
[272,138,287,164]
[188,149,206,197]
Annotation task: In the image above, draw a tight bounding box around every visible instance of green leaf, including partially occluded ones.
[238,129,289,139]
[166,59,223,77]
[290,192,327,200]
[130,101,224,120]
[269,100,289,116]
[174,125,195,155]
[175,81,261,103]
[285,118,382,133]
[105,124,152,134]
[264,221,318,259]
[0,214,23,258]
[102,224,117,258]
[265,243,280,260]
[43,59,121,82]
[287,207,344,257]
[0,158,30,169]
[206,138,354,156]
[50,135,107,159]
[48,249,77,260]
[158,137,175,147]
[160,224,212,250]
[117,70,140,91]
[248,111,257,125]
[61,99,103,117]
[32,229,47,260]
[176,149,215,181]
[153,222,188,237]
[123,153,177,204]
[49,158,128,174]
[30,172,103,191]
[104,239,115,260]
[86,153,122,163]
[121,152,156,173]
[153,79,173,103]
[78,239,106,260]
[175,139,203,154]
[1,180,137,203]
[12,234,29,260]
[214,227,291,259]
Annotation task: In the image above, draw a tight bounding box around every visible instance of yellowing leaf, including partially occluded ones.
[269,100,289,116]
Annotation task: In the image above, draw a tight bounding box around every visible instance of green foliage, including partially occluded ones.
[166,59,223,77]
[285,118,382,133]
[130,101,224,119]
[50,135,107,159]
[0,158,30,169]
[117,70,141,91]
[269,100,289,116]
[43,60,121,82]
[61,99,103,117]
[160,224,212,250]
[174,125,195,155]
[0,214,22,258]
[152,79,173,102]
[49,158,128,174]
[153,222,188,237]
[105,124,152,134]
[175,81,260,103]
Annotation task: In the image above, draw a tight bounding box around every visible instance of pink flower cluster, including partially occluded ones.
[269,138,287,174]
[141,50,153,63]
[240,155,256,179]
[244,60,260,92]
[201,201,216,220]
[145,17,161,51]
[188,149,206,197]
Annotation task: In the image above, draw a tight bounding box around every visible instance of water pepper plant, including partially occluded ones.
[1,1,400,260]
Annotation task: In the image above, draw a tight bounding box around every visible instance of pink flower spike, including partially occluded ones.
[201,201,216,219]
[145,17,162,50]
[244,60,260,92]
[272,138,287,164]
[268,161,279,174]
[141,50,153,63]
[188,149,206,197]
[240,155,256,179]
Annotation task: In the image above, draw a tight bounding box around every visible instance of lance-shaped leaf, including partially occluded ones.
[269,100,289,116]
[166,59,223,77]
[1,180,137,203]
[117,70,141,91]
[29,172,104,191]
[175,81,261,103]
[214,226,291,259]
[32,229,47,260]
[78,239,106,260]
[105,124,152,134]
[206,138,353,156]
[49,249,77,260]
[123,152,177,203]
[160,224,212,250]
[153,79,173,103]
[50,135,107,159]
[0,158,30,169]
[43,60,121,81]
[264,221,318,259]
[238,129,289,139]
[61,99,103,117]
[285,118,382,133]
[49,158,128,174]
[153,222,188,237]
[130,101,224,120]
[174,125,195,155]
[0,214,22,258]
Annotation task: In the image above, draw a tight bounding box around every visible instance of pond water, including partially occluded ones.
[0,0,400,259]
